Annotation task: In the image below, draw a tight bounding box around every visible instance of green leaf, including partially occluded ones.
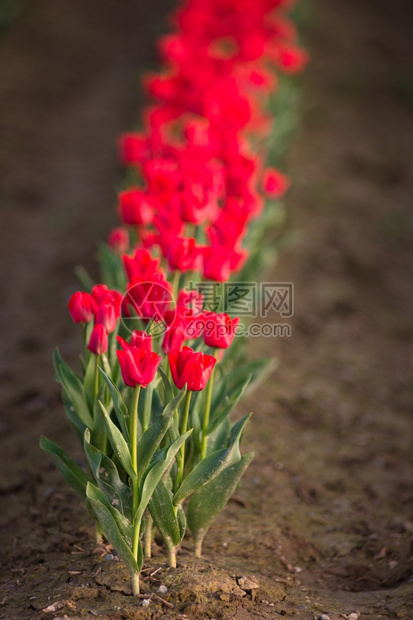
[74,265,95,292]
[149,479,186,548]
[135,430,192,524]
[53,349,94,429]
[40,436,89,500]
[83,354,96,413]
[84,429,132,519]
[98,242,127,292]
[61,389,85,440]
[98,401,135,480]
[86,482,139,576]
[140,382,153,432]
[98,368,129,440]
[207,416,231,454]
[187,452,254,546]
[208,375,251,435]
[173,414,251,507]
[137,386,187,474]
[158,365,173,405]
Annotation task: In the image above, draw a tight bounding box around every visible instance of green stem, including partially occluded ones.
[201,352,216,460]
[93,354,100,401]
[144,515,153,559]
[130,385,141,523]
[132,520,141,565]
[172,269,180,301]
[176,390,192,488]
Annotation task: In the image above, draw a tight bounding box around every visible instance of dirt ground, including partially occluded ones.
[0,0,412,618]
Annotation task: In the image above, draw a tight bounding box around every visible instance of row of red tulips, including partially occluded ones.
[41,0,307,596]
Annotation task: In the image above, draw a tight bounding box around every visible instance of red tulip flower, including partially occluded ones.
[117,336,161,388]
[203,312,240,349]
[263,168,290,199]
[118,189,153,226]
[68,291,97,324]
[117,331,153,356]
[108,227,129,254]
[88,324,108,355]
[167,236,203,272]
[95,302,117,334]
[169,346,216,391]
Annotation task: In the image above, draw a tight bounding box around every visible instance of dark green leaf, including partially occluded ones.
[135,430,192,524]
[53,349,93,429]
[136,386,186,474]
[86,483,138,576]
[98,368,129,440]
[40,436,89,500]
[187,452,254,546]
[149,479,185,548]
[173,414,251,506]
[84,429,132,519]
[98,401,135,480]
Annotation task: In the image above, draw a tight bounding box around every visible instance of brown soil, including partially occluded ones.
[0,0,413,618]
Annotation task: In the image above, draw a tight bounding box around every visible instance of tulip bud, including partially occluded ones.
[68,291,96,324]
[88,324,108,355]
[95,302,117,333]
[167,236,203,272]
[117,335,161,388]
[118,189,153,226]
[108,227,129,253]
[263,168,290,199]
[168,346,216,391]
[203,312,240,349]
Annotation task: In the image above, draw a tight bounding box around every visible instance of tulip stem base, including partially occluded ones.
[95,523,104,545]
[131,572,140,596]
[167,546,177,568]
[194,538,203,558]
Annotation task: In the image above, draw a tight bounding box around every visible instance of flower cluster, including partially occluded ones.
[42,0,307,598]
[114,0,307,282]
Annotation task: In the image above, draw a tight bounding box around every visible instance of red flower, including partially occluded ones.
[263,168,290,199]
[117,331,153,355]
[68,291,97,324]
[177,289,204,315]
[123,273,173,322]
[108,227,129,253]
[168,346,216,391]
[118,189,153,226]
[203,312,240,349]
[162,320,186,355]
[167,236,203,272]
[95,302,117,334]
[118,132,149,164]
[88,324,108,355]
[117,336,161,388]
[122,248,160,281]
[202,245,247,282]
[91,285,122,314]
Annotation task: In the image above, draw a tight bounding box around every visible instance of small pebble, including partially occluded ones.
[158,585,168,594]
[141,599,150,607]
[105,554,114,561]
[317,615,330,620]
